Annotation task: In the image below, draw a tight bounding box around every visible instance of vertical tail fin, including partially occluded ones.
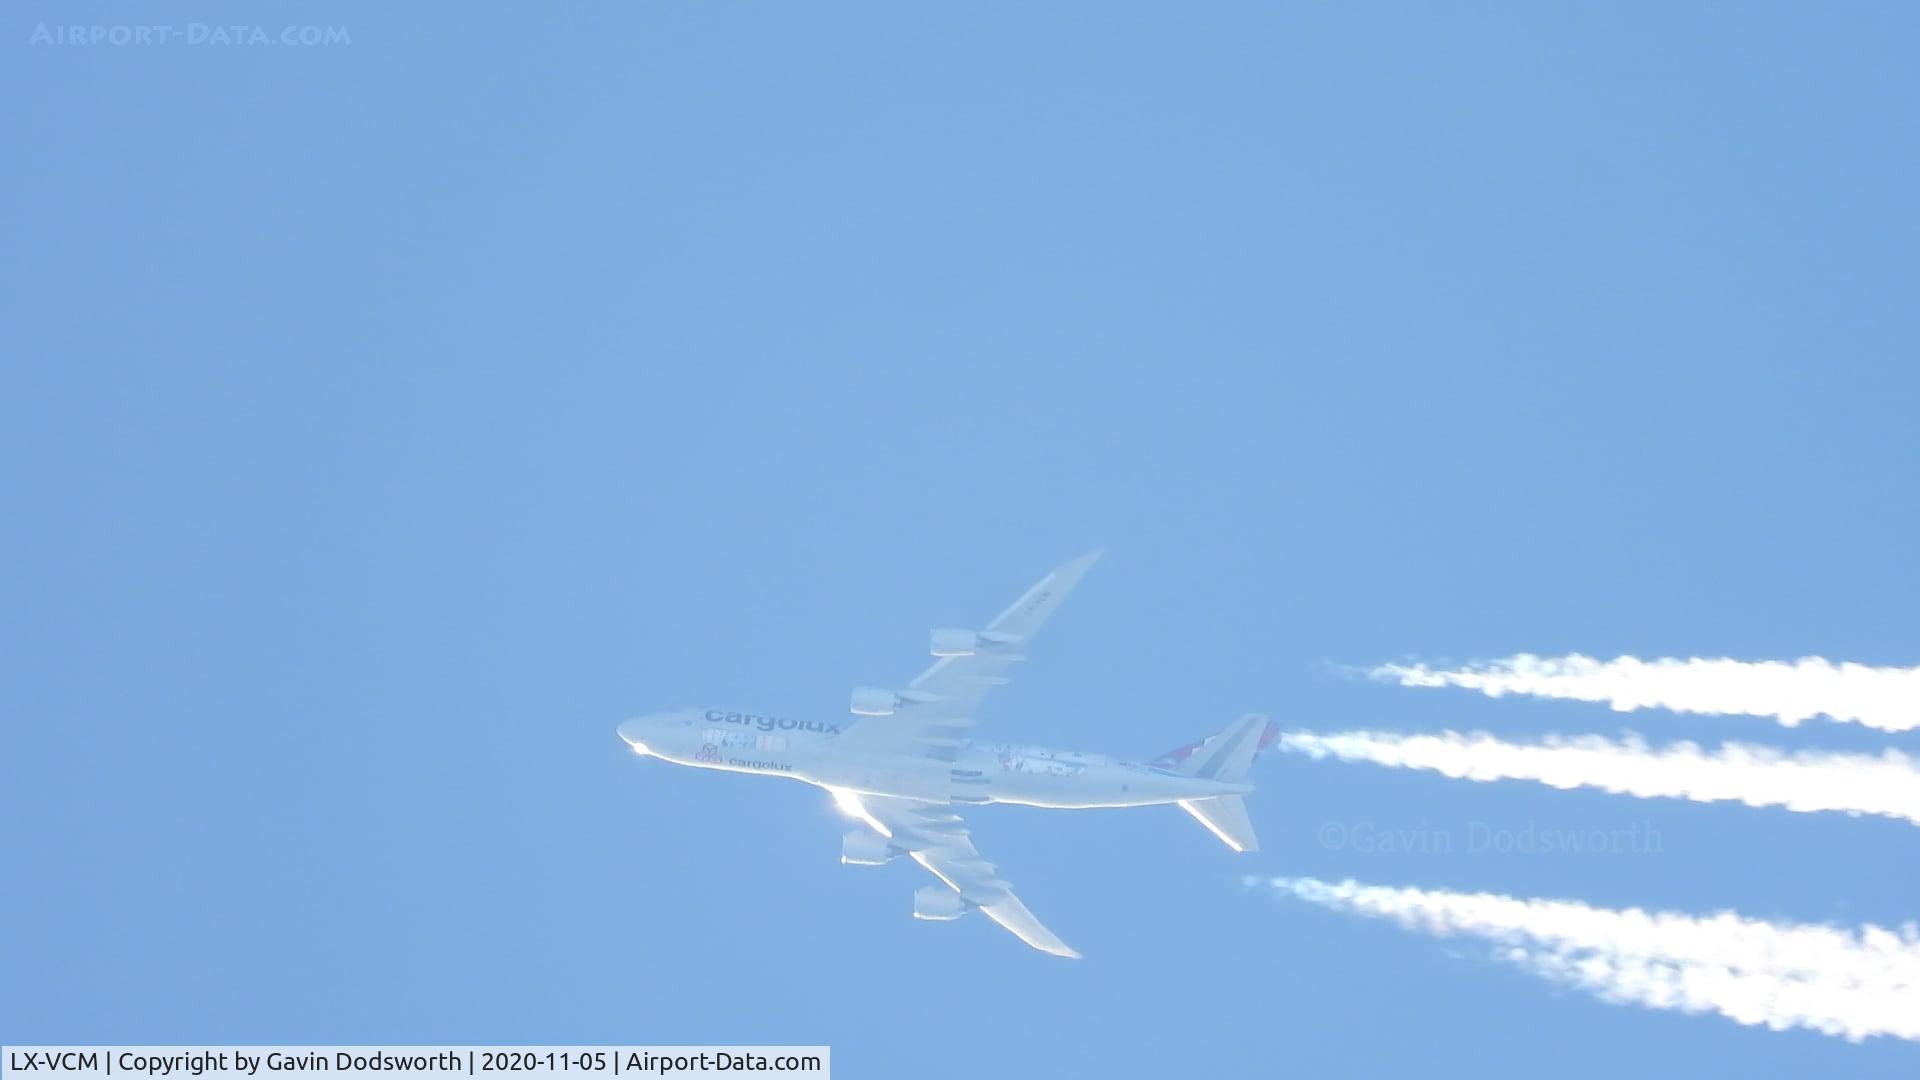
[1154,714,1275,853]
[1151,713,1277,782]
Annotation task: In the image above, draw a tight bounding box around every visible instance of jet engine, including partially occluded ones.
[929,628,1025,658]
[930,628,981,657]
[840,830,894,867]
[849,686,897,717]
[912,885,967,921]
[850,686,942,717]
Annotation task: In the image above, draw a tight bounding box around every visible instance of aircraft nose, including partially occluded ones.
[616,717,652,754]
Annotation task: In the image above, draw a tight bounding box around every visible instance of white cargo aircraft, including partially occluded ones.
[616,551,1275,958]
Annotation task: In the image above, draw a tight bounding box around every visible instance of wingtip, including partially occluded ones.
[1063,547,1106,573]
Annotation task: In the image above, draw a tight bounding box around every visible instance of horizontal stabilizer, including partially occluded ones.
[1177,795,1259,853]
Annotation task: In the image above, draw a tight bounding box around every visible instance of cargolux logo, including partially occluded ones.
[705,708,841,735]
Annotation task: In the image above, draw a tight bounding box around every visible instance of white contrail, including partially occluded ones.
[1370,654,1920,732]
[1252,876,1920,1042]
[1279,729,1920,826]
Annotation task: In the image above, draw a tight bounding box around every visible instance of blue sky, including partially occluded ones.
[4,3,1917,1076]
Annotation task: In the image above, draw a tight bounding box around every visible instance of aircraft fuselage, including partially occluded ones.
[619,706,1250,808]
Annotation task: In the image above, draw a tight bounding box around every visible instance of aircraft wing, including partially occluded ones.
[850,792,1080,959]
[908,548,1103,714]
[835,550,1103,767]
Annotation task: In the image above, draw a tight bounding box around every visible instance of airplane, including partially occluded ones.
[615,550,1277,958]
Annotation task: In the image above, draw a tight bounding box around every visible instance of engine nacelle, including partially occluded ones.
[840,830,894,867]
[929,628,1025,658]
[930,628,980,657]
[912,885,967,922]
[850,686,943,717]
[850,686,896,716]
